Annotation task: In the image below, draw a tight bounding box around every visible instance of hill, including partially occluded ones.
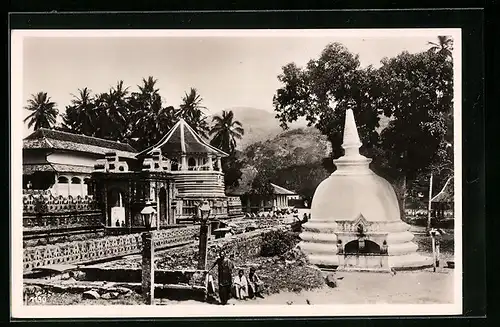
[227,126,331,200]
[210,107,308,150]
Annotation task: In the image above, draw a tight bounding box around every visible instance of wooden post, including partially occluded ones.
[141,232,154,305]
[431,232,437,272]
[436,238,441,268]
[197,220,209,270]
[427,172,434,230]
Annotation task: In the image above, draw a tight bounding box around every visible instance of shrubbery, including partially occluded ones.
[260,229,300,257]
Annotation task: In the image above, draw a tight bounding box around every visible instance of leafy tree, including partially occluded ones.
[376,50,453,202]
[210,110,245,154]
[128,77,177,150]
[24,92,59,130]
[221,152,244,188]
[178,88,210,139]
[248,170,275,206]
[273,42,453,216]
[61,87,97,135]
[273,43,381,160]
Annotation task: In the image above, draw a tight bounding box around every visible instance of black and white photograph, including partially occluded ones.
[11,28,462,318]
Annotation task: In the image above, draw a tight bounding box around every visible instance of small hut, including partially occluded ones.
[431,177,454,220]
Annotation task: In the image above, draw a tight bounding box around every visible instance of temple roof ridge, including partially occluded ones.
[137,119,228,158]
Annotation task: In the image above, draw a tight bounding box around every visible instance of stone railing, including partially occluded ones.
[23,212,102,231]
[23,192,98,214]
[23,225,200,272]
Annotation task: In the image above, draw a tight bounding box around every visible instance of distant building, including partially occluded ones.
[228,182,299,213]
[431,176,454,219]
[22,128,137,197]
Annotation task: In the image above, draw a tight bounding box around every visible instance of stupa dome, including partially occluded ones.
[298,109,432,271]
[312,173,401,222]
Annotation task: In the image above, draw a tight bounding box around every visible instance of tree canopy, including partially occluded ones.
[273,40,454,210]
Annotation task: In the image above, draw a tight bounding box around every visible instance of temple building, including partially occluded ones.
[23,119,242,232]
[22,128,137,197]
[136,119,230,222]
[298,109,432,272]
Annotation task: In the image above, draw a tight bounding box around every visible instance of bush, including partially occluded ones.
[260,230,300,257]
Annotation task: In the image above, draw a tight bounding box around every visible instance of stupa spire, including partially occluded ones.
[341,109,363,157]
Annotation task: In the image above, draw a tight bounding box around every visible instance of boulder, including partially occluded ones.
[110,292,120,299]
[325,274,337,288]
[82,290,100,299]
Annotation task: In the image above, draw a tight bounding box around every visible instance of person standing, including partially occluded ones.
[209,249,234,305]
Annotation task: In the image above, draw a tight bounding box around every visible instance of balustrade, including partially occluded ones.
[23,225,200,272]
[23,191,98,214]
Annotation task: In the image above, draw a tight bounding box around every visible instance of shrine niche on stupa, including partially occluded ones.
[298,109,433,272]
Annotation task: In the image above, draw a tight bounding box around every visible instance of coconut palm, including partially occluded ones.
[178,88,210,138]
[128,77,177,150]
[93,81,131,141]
[61,87,96,135]
[428,36,453,58]
[24,92,59,130]
[210,110,245,154]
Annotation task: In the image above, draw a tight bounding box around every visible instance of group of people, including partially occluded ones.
[210,249,265,305]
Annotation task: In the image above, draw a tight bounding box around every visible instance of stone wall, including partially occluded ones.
[23,211,102,232]
[23,225,200,272]
[155,227,287,284]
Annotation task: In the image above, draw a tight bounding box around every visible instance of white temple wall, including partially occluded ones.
[47,152,97,167]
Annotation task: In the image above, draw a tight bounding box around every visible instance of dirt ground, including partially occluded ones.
[26,227,456,306]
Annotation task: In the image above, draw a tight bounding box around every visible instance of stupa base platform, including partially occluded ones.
[307,253,434,273]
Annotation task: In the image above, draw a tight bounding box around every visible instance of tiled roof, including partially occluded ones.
[23,163,94,175]
[23,128,137,159]
[270,183,297,195]
[138,119,228,158]
[431,177,454,203]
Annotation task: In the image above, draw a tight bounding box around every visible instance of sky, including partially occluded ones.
[21,33,436,137]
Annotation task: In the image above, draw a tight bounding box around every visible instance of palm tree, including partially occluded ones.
[62,87,96,135]
[24,92,59,130]
[428,36,453,59]
[94,81,131,141]
[128,77,177,150]
[178,88,210,138]
[209,110,245,154]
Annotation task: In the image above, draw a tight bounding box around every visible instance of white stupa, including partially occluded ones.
[298,109,433,272]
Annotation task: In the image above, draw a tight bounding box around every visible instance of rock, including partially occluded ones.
[115,287,133,294]
[325,274,337,288]
[110,292,120,299]
[82,290,100,299]
[101,293,112,299]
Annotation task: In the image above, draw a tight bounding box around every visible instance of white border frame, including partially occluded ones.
[11,28,462,318]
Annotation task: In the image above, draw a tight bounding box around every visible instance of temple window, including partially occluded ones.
[71,177,81,184]
[188,157,196,171]
[58,176,68,184]
[171,160,179,171]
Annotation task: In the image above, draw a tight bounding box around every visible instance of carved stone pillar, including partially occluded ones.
[217,157,222,171]
[181,155,188,171]
[141,232,154,305]
[103,183,109,226]
[207,155,213,171]
[127,181,132,232]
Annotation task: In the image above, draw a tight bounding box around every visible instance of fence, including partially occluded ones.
[23,225,200,272]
